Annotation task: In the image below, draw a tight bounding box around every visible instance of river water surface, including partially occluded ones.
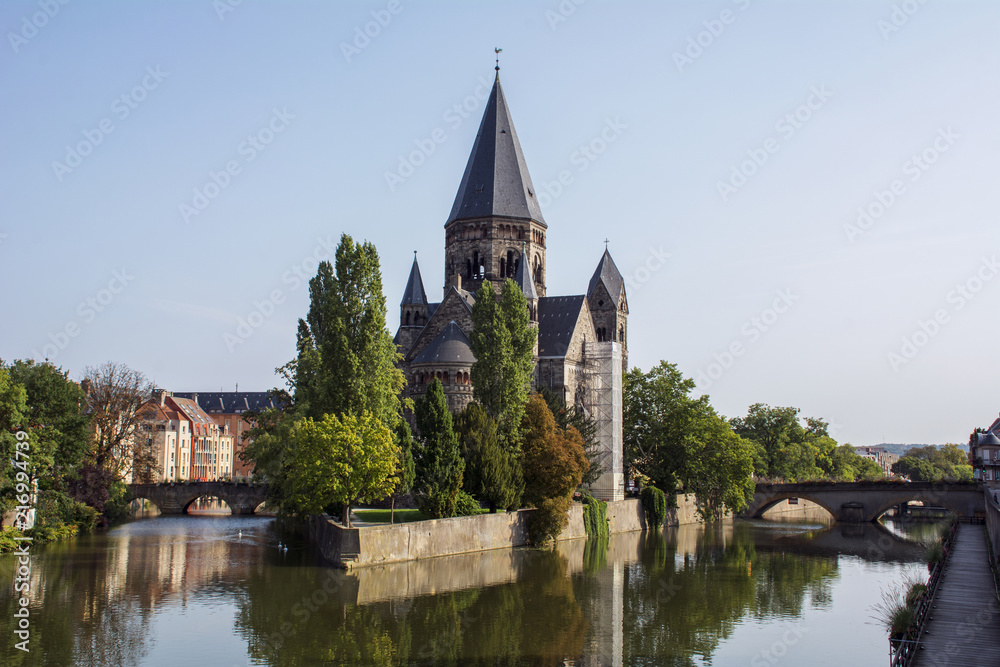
[0,512,941,666]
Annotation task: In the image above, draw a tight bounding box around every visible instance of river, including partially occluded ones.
[0,511,941,666]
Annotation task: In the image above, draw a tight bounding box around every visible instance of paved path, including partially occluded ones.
[913,524,1000,667]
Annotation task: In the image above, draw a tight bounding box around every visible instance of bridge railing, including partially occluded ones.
[888,521,957,667]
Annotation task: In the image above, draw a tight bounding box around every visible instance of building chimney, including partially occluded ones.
[157,389,168,406]
[191,392,198,406]
[450,274,462,290]
[235,383,239,393]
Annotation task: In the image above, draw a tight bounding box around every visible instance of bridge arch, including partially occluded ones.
[128,481,269,516]
[866,493,961,523]
[748,492,839,521]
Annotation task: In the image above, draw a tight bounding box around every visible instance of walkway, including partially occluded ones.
[913,524,1000,667]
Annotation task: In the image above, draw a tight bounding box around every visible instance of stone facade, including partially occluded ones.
[392,72,628,499]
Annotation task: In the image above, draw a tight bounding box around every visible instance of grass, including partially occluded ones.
[353,507,489,524]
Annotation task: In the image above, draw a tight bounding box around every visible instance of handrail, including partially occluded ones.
[888,520,957,667]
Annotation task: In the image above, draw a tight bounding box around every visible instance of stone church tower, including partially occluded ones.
[393,70,628,500]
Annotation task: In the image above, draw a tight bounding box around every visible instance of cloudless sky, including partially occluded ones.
[2,0,998,446]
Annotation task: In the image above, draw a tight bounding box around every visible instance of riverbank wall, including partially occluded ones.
[310,494,826,568]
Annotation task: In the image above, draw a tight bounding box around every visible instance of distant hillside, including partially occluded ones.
[865,443,969,457]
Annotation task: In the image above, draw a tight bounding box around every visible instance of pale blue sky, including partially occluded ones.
[2,1,998,446]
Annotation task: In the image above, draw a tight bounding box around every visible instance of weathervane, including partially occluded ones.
[495,47,502,72]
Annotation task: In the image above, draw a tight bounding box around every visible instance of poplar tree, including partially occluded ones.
[469,279,536,451]
[413,379,464,518]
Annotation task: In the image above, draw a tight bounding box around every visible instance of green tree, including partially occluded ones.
[0,364,29,523]
[244,234,407,517]
[284,411,398,526]
[455,402,522,512]
[891,457,938,482]
[521,394,588,544]
[413,379,464,518]
[389,418,416,523]
[729,403,806,480]
[469,279,536,452]
[624,362,755,517]
[290,235,404,423]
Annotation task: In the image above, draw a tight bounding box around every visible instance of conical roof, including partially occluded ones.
[412,321,475,365]
[446,75,546,226]
[400,255,428,307]
[588,249,625,300]
[513,243,538,301]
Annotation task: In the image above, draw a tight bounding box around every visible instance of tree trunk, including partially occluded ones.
[390,496,395,524]
[343,503,351,528]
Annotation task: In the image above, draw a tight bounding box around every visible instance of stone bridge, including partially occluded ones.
[129,481,269,515]
[744,481,984,523]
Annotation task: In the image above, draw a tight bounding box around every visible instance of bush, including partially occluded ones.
[454,491,483,517]
[582,495,608,539]
[0,528,24,553]
[528,496,572,547]
[641,486,668,530]
[905,582,927,608]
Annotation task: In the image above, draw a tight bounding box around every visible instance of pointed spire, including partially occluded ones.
[514,241,538,301]
[446,73,546,227]
[588,248,625,300]
[400,252,428,306]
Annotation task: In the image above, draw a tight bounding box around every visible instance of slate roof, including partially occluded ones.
[537,295,586,357]
[979,431,1000,446]
[412,321,476,366]
[446,74,546,227]
[174,392,281,414]
[400,256,428,306]
[588,249,625,301]
[513,244,538,301]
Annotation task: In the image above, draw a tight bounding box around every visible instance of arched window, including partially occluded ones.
[619,326,625,342]
[507,250,515,277]
[405,311,411,325]
[533,255,542,284]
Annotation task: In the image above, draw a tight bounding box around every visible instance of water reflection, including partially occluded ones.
[0,516,943,666]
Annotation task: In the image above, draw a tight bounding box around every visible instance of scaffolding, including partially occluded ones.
[581,341,623,501]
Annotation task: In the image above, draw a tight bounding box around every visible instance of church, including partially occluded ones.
[392,68,627,500]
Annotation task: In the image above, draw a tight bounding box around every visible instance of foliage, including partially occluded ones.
[539,386,604,488]
[892,444,973,482]
[82,361,154,481]
[469,279,537,452]
[242,235,406,518]
[925,540,944,567]
[641,486,667,530]
[414,380,464,519]
[289,234,404,424]
[730,403,886,483]
[454,490,483,517]
[582,495,608,539]
[624,362,754,517]
[454,402,522,512]
[528,495,574,547]
[521,395,587,545]
[284,412,399,526]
